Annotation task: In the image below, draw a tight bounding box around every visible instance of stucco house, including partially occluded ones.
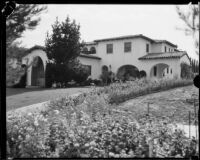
[22,34,190,87]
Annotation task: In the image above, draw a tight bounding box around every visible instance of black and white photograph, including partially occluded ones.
[4,2,199,159]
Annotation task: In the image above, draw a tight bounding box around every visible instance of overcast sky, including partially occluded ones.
[18,4,199,60]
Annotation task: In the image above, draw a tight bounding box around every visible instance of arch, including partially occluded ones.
[90,47,96,54]
[117,65,139,81]
[150,63,169,78]
[102,65,109,73]
[82,47,88,54]
[139,70,147,78]
[31,56,45,87]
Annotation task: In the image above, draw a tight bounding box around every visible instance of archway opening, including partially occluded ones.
[31,56,45,87]
[139,70,147,78]
[82,47,88,54]
[90,47,96,54]
[150,63,169,78]
[117,65,139,81]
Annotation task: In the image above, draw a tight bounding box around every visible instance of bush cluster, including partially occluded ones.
[7,78,196,158]
[45,62,90,88]
[107,78,193,104]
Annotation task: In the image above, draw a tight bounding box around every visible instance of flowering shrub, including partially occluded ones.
[7,78,196,158]
[107,78,193,104]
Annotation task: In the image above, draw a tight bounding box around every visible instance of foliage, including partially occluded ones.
[45,16,85,87]
[180,62,193,79]
[107,78,193,104]
[6,4,47,47]
[45,16,83,64]
[7,84,197,158]
[45,63,73,88]
[6,44,29,86]
[176,4,199,55]
[6,44,28,60]
[189,57,199,73]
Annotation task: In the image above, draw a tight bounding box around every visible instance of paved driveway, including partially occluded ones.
[6,87,93,111]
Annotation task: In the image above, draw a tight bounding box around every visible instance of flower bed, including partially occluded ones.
[7,81,198,158]
[107,78,193,104]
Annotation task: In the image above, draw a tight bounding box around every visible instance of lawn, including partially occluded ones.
[6,87,92,111]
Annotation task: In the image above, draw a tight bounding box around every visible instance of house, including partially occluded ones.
[22,34,190,87]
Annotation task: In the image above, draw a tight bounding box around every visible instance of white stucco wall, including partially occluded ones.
[139,58,181,79]
[85,38,181,79]
[161,43,176,52]
[78,56,101,79]
[151,43,162,53]
[94,37,154,74]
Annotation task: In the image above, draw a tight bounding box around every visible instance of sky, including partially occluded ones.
[17,4,199,60]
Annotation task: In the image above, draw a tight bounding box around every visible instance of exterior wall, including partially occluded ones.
[22,49,48,86]
[151,43,176,53]
[151,43,162,53]
[139,58,181,79]
[86,38,181,79]
[161,43,176,52]
[78,56,101,79]
[95,37,153,73]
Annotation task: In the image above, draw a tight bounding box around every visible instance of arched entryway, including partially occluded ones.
[139,70,147,78]
[150,63,169,78]
[117,65,139,81]
[31,56,45,87]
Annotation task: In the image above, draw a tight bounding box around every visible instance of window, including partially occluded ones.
[167,68,169,73]
[154,66,157,76]
[124,42,131,52]
[146,44,149,53]
[171,69,172,74]
[169,48,170,52]
[165,46,167,52]
[106,44,113,54]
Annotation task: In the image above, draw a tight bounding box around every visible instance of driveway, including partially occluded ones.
[6,87,93,111]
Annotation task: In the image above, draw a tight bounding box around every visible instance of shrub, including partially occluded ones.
[180,62,193,79]
[7,78,196,158]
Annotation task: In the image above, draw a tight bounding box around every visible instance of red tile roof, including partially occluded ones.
[138,51,188,60]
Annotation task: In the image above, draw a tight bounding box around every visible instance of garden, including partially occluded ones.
[7,77,199,158]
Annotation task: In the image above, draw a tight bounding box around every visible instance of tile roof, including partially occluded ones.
[153,39,177,47]
[87,34,177,47]
[138,51,188,60]
[94,34,155,43]
[79,53,101,60]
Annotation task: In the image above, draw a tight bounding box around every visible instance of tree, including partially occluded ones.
[45,16,83,64]
[6,4,47,47]
[180,62,193,79]
[45,16,86,87]
[176,4,199,55]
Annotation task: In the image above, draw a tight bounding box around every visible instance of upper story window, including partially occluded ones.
[124,42,132,53]
[165,46,167,52]
[106,44,113,54]
[146,44,149,53]
[169,48,170,52]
